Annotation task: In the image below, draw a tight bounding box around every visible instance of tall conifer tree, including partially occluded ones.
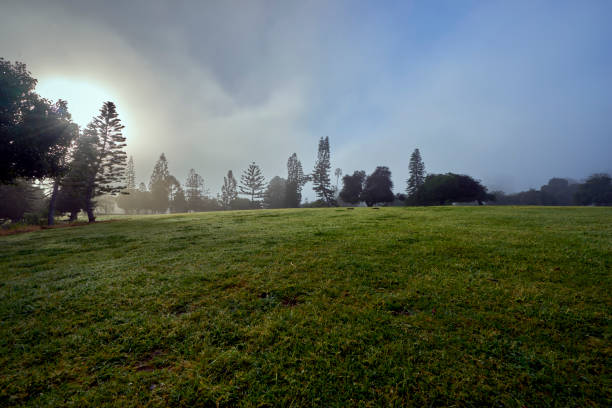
[286,153,306,207]
[125,156,136,190]
[406,148,426,198]
[185,168,204,211]
[312,136,334,205]
[149,153,170,213]
[116,155,137,214]
[239,162,265,207]
[221,170,238,209]
[82,101,127,222]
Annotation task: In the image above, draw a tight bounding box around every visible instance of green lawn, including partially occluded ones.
[0,207,610,407]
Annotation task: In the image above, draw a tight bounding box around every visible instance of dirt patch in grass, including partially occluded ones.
[281,294,303,307]
[135,349,166,372]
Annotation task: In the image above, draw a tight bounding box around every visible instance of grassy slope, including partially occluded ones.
[0,207,610,407]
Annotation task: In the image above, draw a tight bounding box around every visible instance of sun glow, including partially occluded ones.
[36,77,122,128]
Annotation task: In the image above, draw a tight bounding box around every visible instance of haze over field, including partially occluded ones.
[1,0,611,197]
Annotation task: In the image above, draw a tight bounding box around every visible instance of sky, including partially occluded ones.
[2,0,611,198]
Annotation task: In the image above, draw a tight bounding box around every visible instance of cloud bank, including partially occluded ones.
[2,0,610,197]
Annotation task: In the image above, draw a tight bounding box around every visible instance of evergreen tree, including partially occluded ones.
[125,156,136,190]
[185,168,204,211]
[221,170,238,209]
[170,182,188,213]
[312,136,335,205]
[406,148,425,198]
[80,101,127,222]
[239,162,265,207]
[286,153,306,207]
[149,153,170,213]
[116,155,137,214]
[334,168,343,193]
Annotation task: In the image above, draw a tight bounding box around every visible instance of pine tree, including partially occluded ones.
[406,148,426,198]
[312,136,335,205]
[149,153,170,213]
[334,168,343,193]
[82,101,128,222]
[221,170,238,209]
[116,156,138,214]
[125,156,136,190]
[239,162,265,207]
[185,168,204,211]
[286,153,306,207]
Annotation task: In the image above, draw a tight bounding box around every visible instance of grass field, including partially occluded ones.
[0,207,610,407]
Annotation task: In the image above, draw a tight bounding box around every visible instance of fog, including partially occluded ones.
[2,0,611,199]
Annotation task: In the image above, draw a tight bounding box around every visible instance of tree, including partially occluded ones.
[56,131,99,221]
[125,156,136,190]
[406,148,426,199]
[221,170,238,209]
[1,59,77,185]
[264,176,287,209]
[361,166,394,207]
[312,136,335,205]
[45,100,80,225]
[149,153,170,213]
[415,173,494,205]
[167,175,180,201]
[116,156,138,214]
[334,168,343,192]
[81,102,128,222]
[185,168,205,211]
[0,180,45,222]
[239,162,265,207]
[286,153,306,207]
[339,170,366,204]
[540,178,577,206]
[170,184,188,213]
[135,182,152,214]
[574,173,612,205]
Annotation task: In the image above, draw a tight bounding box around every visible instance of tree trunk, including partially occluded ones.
[84,182,96,222]
[47,178,60,225]
[69,211,78,222]
[86,206,96,223]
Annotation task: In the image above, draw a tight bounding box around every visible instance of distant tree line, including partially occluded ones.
[492,174,612,206]
[1,58,611,225]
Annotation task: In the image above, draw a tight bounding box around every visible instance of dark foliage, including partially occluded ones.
[339,170,366,204]
[1,59,77,184]
[574,173,612,205]
[0,180,45,222]
[415,173,494,205]
[361,166,394,207]
[264,176,287,209]
[286,153,306,207]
